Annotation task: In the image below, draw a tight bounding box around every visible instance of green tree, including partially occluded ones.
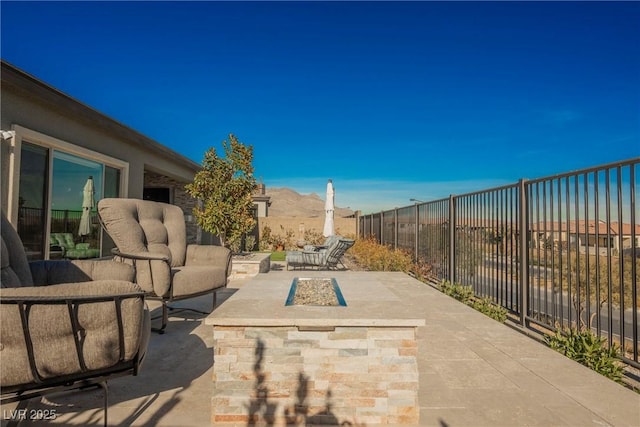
[185,134,256,248]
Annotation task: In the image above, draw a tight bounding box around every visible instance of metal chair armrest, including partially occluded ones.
[0,284,146,390]
[111,248,170,263]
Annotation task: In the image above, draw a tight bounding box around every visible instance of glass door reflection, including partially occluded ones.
[17,142,49,260]
[50,151,103,259]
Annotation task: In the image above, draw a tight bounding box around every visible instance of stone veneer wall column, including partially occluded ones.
[212,325,419,425]
[143,171,199,244]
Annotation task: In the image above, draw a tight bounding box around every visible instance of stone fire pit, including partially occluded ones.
[285,277,346,306]
[206,272,425,425]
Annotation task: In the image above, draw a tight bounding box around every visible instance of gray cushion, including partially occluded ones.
[171,265,228,298]
[29,259,135,286]
[0,212,149,391]
[185,244,232,277]
[286,251,325,267]
[286,237,353,269]
[50,233,76,249]
[99,198,231,301]
[0,281,145,387]
[98,198,187,267]
[302,235,341,252]
[1,214,34,288]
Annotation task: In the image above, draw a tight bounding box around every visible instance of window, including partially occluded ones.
[50,151,103,258]
[17,142,48,259]
[143,187,171,203]
[10,126,128,260]
[105,166,121,198]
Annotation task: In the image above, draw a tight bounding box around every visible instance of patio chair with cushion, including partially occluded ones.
[50,232,101,259]
[97,198,232,333]
[1,213,150,427]
[286,236,355,270]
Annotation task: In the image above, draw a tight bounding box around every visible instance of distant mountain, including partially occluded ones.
[265,187,354,218]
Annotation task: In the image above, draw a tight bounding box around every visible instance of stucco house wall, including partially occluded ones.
[1,60,204,255]
[143,171,200,244]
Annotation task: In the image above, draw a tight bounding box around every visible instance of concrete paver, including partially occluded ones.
[2,269,638,426]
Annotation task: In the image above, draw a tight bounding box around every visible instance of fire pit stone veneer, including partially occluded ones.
[206,272,425,426]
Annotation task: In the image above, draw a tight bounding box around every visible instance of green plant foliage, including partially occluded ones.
[259,225,273,251]
[228,236,242,254]
[439,280,474,304]
[245,235,256,252]
[438,281,507,322]
[185,134,256,247]
[471,298,508,322]
[270,251,286,261]
[545,328,624,383]
[259,225,295,251]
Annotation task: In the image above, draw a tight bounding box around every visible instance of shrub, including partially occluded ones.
[277,225,296,250]
[439,281,507,322]
[545,328,624,383]
[303,229,325,246]
[471,298,508,322]
[259,225,295,251]
[350,237,413,272]
[439,280,474,304]
[228,236,242,254]
[245,235,256,252]
[410,259,433,283]
[185,135,256,248]
[259,225,273,251]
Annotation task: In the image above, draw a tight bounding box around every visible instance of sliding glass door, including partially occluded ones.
[14,129,128,260]
[17,142,49,260]
[49,151,103,259]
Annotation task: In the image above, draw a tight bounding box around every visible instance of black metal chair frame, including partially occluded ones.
[0,292,146,427]
[287,239,354,271]
[110,248,222,334]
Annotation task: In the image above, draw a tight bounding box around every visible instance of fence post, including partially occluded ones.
[394,208,398,250]
[448,195,456,284]
[370,214,374,240]
[518,178,529,327]
[414,203,419,262]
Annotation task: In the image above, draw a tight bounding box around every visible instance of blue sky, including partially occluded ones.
[2,1,639,214]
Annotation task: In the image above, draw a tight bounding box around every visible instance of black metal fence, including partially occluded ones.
[359,158,640,368]
[17,207,100,259]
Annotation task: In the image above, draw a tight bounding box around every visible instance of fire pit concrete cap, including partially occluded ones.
[206,271,426,328]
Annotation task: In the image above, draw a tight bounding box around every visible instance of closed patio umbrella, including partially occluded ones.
[323,179,335,237]
[78,176,94,237]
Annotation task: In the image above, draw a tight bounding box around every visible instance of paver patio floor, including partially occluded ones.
[2,265,639,426]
